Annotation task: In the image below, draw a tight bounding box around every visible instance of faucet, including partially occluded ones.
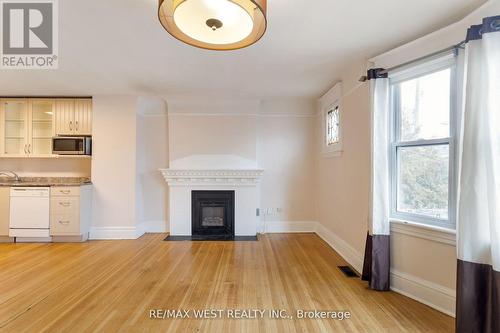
[0,171,20,182]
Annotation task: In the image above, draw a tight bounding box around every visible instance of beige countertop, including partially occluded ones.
[0,177,92,187]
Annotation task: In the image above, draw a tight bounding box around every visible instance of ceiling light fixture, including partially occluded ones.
[158,0,267,50]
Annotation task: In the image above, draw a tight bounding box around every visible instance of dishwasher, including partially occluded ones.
[9,187,50,239]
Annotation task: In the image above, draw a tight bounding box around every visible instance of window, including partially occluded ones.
[320,82,342,158]
[390,54,456,228]
[326,106,340,146]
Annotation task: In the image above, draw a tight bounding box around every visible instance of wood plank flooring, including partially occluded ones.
[0,233,454,332]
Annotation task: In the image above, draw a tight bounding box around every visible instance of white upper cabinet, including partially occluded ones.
[74,99,92,135]
[0,99,29,156]
[0,97,92,157]
[0,98,56,156]
[55,98,92,136]
[55,99,74,136]
[29,99,55,155]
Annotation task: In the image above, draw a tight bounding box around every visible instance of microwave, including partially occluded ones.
[52,136,92,155]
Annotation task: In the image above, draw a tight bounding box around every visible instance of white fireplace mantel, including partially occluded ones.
[160,167,264,236]
[160,169,264,186]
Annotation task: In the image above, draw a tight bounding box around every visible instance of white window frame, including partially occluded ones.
[319,82,342,158]
[389,52,458,230]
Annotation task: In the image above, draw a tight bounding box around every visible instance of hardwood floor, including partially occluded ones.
[0,233,453,332]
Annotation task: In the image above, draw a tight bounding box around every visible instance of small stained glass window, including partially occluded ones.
[326,106,340,146]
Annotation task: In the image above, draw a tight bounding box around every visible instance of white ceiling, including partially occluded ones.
[0,0,486,100]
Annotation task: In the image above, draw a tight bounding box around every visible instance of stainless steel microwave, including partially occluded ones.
[52,136,92,155]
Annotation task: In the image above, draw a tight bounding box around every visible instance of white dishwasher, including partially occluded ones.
[9,187,50,238]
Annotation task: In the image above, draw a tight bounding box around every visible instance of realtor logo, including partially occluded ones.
[1,0,58,69]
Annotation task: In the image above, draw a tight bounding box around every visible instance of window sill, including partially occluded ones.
[322,149,343,158]
[390,219,456,246]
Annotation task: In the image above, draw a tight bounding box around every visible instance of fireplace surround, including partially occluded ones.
[160,155,264,238]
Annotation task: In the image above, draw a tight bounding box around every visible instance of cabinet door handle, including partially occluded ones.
[24,144,27,154]
[76,121,79,132]
[59,190,71,194]
[28,144,31,154]
[59,202,71,207]
[58,220,70,225]
[69,121,72,131]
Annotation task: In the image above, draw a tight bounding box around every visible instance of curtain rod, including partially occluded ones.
[358,41,465,82]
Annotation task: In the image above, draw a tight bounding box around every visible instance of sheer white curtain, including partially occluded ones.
[456,16,499,333]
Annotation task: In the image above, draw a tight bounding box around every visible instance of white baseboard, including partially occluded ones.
[390,269,456,317]
[89,226,145,240]
[140,220,168,233]
[264,221,316,233]
[314,223,364,273]
[15,237,52,243]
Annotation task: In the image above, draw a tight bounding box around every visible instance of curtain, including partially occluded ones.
[362,68,391,291]
[456,15,500,333]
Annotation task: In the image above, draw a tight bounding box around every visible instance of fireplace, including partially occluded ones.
[192,190,235,239]
[161,164,264,238]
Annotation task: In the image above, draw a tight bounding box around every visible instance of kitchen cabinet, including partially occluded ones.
[0,187,13,242]
[54,99,73,135]
[30,99,56,155]
[0,99,29,156]
[50,185,91,242]
[55,98,92,136]
[0,98,55,157]
[74,99,92,135]
[0,97,92,157]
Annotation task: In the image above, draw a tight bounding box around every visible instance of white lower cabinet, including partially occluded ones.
[50,185,91,242]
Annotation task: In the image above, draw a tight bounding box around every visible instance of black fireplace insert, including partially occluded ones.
[191,190,235,239]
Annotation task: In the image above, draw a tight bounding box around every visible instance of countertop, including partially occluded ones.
[0,177,92,187]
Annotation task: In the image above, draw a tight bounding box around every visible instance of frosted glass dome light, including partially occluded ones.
[158,0,267,50]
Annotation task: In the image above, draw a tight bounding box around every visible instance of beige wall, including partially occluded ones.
[314,1,500,313]
[167,99,317,223]
[88,97,317,235]
[168,114,257,162]
[136,111,169,231]
[258,115,317,221]
[315,57,457,312]
[391,232,456,288]
[90,95,169,236]
[316,67,371,254]
[0,158,90,177]
[91,95,138,230]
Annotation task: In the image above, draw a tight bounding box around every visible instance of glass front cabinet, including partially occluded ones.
[0,98,55,157]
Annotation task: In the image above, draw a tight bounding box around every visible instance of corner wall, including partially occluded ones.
[316,59,371,258]
[136,97,169,233]
[167,99,318,231]
[312,1,500,315]
[90,95,140,239]
[314,56,458,316]
[257,103,318,231]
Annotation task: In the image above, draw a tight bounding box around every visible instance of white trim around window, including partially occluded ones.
[388,51,458,230]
